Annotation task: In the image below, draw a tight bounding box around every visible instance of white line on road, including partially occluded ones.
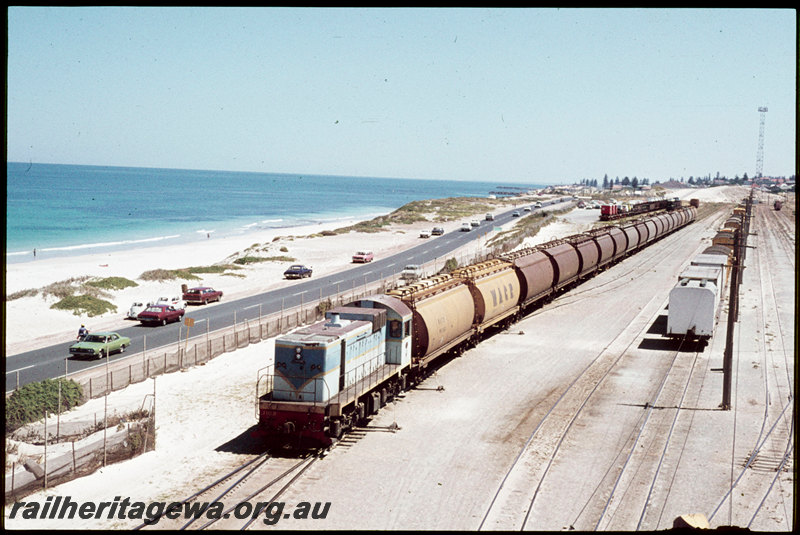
[6,364,34,374]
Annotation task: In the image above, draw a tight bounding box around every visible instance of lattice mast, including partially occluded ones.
[755,106,768,178]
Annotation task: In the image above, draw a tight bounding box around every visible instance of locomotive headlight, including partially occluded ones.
[294,347,302,360]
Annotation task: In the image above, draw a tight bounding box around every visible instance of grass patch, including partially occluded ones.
[332,196,508,234]
[7,288,39,301]
[139,269,202,281]
[185,264,242,274]
[233,255,295,265]
[50,294,117,317]
[85,276,138,291]
[486,205,574,253]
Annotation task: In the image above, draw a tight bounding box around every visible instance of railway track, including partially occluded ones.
[706,202,795,529]
[478,284,707,530]
[135,450,322,530]
[477,201,793,531]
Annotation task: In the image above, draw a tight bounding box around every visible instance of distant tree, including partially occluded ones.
[615,177,620,185]
[743,172,749,181]
[688,177,695,184]
[632,177,639,189]
[621,177,630,186]
[603,175,609,189]
[591,179,598,188]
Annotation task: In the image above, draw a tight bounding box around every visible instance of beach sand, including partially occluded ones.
[4,186,755,530]
[4,216,472,356]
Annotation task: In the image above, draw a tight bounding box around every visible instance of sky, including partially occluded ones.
[6,7,797,184]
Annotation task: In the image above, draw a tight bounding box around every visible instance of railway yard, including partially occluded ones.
[5,188,795,530]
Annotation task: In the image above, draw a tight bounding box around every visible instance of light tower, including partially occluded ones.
[755,106,768,178]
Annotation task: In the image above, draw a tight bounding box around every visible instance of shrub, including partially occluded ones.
[6,378,84,434]
[139,269,201,281]
[85,276,138,291]
[7,288,39,301]
[233,255,295,265]
[50,294,117,316]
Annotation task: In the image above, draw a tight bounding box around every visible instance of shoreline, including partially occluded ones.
[4,210,485,356]
[4,186,751,357]
[5,210,390,266]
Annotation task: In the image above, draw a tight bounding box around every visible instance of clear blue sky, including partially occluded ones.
[7,7,796,184]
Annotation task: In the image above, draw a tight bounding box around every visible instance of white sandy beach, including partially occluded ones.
[4,186,756,529]
[4,216,466,356]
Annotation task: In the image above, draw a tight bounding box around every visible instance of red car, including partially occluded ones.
[137,304,185,326]
[182,286,223,305]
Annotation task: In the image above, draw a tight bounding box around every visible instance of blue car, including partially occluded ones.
[284,264,313,279]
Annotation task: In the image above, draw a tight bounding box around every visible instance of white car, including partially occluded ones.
[127,301,151,319]
[156,296,186,310]
[400,264,422,281]
[460,222,472,231]
[419,229,431,238]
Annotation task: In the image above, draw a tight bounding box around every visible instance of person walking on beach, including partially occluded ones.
[33,248,36,258]
[77,324,89,341]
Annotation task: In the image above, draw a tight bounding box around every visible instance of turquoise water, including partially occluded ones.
[6,162,541,263]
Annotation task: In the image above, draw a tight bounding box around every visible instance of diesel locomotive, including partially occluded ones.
[255,205,698,447]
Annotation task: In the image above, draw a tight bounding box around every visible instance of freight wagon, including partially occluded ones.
[255,207,697,447]
[665,204,742,342]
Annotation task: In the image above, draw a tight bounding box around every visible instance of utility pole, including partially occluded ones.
[755,106,768,178]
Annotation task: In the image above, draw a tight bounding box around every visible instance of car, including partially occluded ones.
[352,251,374,263]
[69,332,131,359]
[577,201,586,209]
[470,220,480,227]
[156,296,186,309]
[283,264,313,279]
[485,213,494,221]
[512,210,521,217]
[127,301,152,319]
[523,206,531,212]
[431,227,445,236]
[137,304,185,326]
[400,264,422,281]
[182,286,224,305]
[460,223,472,231]
[419,229,431,238]
[534,201,543,208]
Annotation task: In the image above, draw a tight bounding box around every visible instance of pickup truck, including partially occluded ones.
[352,251,374,263]
[182,286,223,305]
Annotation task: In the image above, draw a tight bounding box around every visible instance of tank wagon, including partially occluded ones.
[256,207,697,446]
[774,200,782,211]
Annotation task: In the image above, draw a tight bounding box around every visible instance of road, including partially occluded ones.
[5,198,571,392]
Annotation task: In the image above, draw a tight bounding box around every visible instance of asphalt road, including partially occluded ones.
[5,197,572,393]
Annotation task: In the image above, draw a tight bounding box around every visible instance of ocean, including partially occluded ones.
[6,162,541,264]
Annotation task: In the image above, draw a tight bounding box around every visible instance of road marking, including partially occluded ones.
[243,304,261,310]
[6,364,34,374]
